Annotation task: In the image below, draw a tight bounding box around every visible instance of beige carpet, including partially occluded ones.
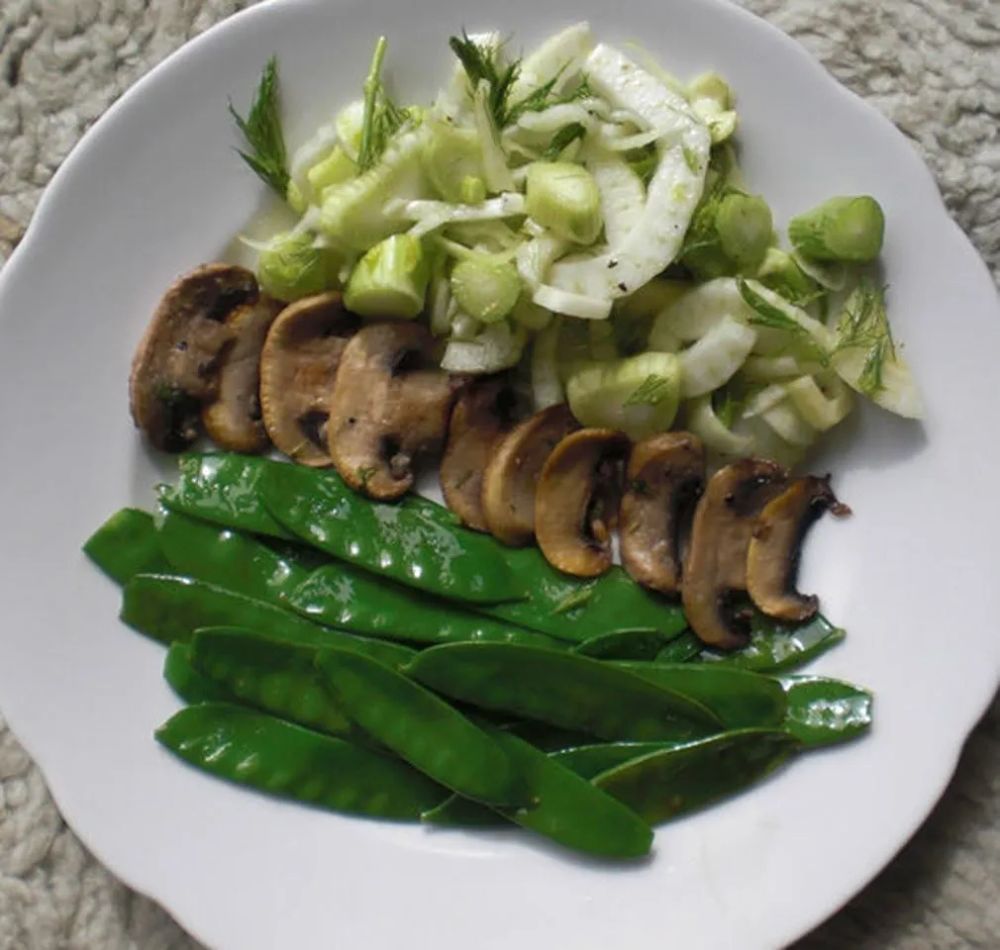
[1,1,998,947]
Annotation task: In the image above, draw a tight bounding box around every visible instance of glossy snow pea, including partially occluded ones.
[121,573,415,668]
[157,508,311,608]
[83,508,170,585]
[594,729,801,825]
[261,463,524,605]
[189,627,354,738]
[159,453,295,539]
[613,662,788,729]
[574,629,672,661]
[406,643,723,742]
[550,742,681,780]
[315,648,530,808]
[655,630,704,663]
[781,675,872,747]
[423,729,653,860]
[156,703,448,820]
[289,563,566,649]
[163,642,235,704]
[701,612,845,673]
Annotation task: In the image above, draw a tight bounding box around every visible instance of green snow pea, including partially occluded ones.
[315,648,530,808]
[157,508,311,607]
[289,563,566,649]
[594,729,801,824]
[83,508,170,585]
[781,675,872,747]
[407,643,722,742]
[574,630,671,660]
[156,703,447,820]
[159,453,295,539]
[424,729,653,859]
[189,628,353,737]
[702,612,845,673]
[655,631,704,663]
[163,642,234,704]
[614,662,787,729]
[550,742,681,780]
[261,463,524,604]
[121,574,414,668]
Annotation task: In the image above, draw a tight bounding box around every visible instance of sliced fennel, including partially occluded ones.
[677,316,756,397]
[441,321,526,372]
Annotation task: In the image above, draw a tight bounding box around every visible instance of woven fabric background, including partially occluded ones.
[0,1,997,946]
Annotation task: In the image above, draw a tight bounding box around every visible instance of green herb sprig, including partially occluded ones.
[229,57,290,198]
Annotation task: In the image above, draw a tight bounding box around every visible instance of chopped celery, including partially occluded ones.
[788,195,885,263]
[525,162,603,245]
[257,230,341,301]
[422,122,485,202]
[449,255,522,323]
[344,233,429,318]
[716,193,773,269]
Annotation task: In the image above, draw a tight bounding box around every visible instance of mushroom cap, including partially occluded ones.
[326,321,462,500]
[129,263,258,451]
[746,476,850,621]
[535,428,630,577]
[620,431,705,593]
[682,458,789,650]
[259,291,360,467]
[201,295,283,453]
[440,377,520,531]
[481,403,579,546]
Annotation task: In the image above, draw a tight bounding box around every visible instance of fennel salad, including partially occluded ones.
[231,22,921,467]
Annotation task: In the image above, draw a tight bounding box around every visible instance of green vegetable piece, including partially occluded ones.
[788,195,885,263]
[422,122,485,202]
[157,703,446,820]
[344,233,429,318]
[755,247,821,307]
[83,508,169,585]
[307,146,356,194]
[715,193,773,269]
[594,729,801,824]
[460,176,487,203]
[421,792,507,828]
[551,741,680,780]
[163,642,234,704]
[614,662,787,729]
[574,630,668,661]
[525,162,602,245]
[655,631,704,663]
[190,627,353,737]
[406,643,722,742]
[315,648,529,807]
[157,508,310,608]
[257,231,341,302]
[289,563,564,649]
[160,453,295,539]
[356,36,412,172]
[781,675,872,747]
[449,255,521,324]
[703,612,845,673]
[229,57,289,198]
[260,462,524,604]
[687,72,732,110]
[505,721,597,752]
[121,573,414,669]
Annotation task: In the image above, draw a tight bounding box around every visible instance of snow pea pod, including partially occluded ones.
[550,742,681,780]
[594,729,801,825]
[574,630,671,660]
[83,508,170,585]
[781,675,872,747]
[289,563,566,650]
[655,631,703,663]
[159,453,295,539]
[315,648,530,808]
[156,703,448,820]
[614,662,787,729]
[190,628,354,738]
[163,642,235,704]
[158,508,311,607]
[407,643,722,742]
[702,612,845,673]
[261,463,524,604]
[121,574,415,668]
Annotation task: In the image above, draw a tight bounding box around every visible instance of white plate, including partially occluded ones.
[0,1,997,948]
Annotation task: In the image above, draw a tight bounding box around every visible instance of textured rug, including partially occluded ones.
[0,1,997,947]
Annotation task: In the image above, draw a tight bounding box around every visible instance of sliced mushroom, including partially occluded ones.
[535,428,630,577]
[620,432,705,594]
[327,321,462,499]
[129,263,258,450]
[201,295,283,452]
[746,476,850,621]
[682,458,789,650]
[481,404,579,546]
[440,377,520,531]
[259,292,360,466]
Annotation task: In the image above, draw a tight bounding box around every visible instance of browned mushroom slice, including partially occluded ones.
[535,428,630,577]
[481,404,579,546]
[259,292,360,467]
[201,295,283,453]
[327,322,462,500]
[129,263,258,451]
[682,458,789,650]
[620,432,705,594]
[440,377,520,531]
[746,476,850,622]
